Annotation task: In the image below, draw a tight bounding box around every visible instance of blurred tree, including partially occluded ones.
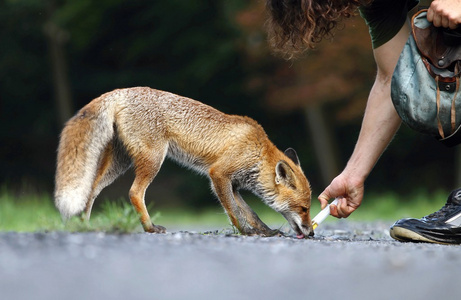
[50,0,250,106]
[0,0,54,188]
[0,0,263,208]
[235,1,375,186]
[44,1,73,125]
[233,0,458,196]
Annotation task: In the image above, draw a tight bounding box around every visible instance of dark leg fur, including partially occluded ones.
[209,166,278,236]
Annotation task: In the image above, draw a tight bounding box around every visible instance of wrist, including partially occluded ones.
[342,161,369,186]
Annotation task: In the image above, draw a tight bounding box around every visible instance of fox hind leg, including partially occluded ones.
[83,138,132,220]
[129,147,167,233]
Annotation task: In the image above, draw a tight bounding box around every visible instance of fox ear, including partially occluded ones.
[284,148,300,166]
[275,161,295,187]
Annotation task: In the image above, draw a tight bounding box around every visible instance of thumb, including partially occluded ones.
[318,188,333,210]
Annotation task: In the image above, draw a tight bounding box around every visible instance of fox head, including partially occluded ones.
[271,148,312,239]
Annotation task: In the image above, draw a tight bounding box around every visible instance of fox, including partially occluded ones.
[54,87,313,238]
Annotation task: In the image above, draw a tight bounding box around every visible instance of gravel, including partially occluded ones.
[1,221,460,300]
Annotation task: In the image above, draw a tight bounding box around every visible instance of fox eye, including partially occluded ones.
[301,206,308,213]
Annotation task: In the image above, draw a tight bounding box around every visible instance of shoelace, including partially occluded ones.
[425,202,456,220]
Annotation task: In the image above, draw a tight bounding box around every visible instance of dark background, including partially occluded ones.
[1,0,458,210]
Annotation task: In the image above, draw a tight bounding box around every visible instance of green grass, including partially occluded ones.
[0,187,451,232]
[0,188,151,233]
[346,190,448,221]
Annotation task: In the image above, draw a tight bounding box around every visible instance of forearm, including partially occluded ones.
[319,77,401,216]
[318,20,410,216]
[343,23,410,185]
[344,79,402,183]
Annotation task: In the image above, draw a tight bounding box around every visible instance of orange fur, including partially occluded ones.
[55,87,312,237]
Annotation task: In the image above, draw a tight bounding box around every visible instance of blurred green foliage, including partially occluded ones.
[0,187,449,232]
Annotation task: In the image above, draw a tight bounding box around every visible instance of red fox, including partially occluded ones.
[55,87,313,238]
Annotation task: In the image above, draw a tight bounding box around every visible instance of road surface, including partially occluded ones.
[1,221,459,300]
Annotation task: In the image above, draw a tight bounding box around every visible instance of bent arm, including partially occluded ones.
[318,22,410,218]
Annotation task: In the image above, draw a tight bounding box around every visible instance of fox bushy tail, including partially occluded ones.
[54,97,115,219]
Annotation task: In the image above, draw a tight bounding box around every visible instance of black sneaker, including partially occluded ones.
[390,188,461,244]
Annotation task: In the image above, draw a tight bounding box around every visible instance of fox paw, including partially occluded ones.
[241,227,281,237]
[264,229,284,237]
[144,224,166,234]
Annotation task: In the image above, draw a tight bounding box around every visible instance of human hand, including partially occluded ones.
[427,0,461,29]
[318,173,364,218]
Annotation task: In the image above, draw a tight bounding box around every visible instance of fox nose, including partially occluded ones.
[302,224,314,237]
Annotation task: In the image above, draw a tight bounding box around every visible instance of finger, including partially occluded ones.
[329,204,340,218]
[330,204,348,218]
[432,14,443,27]
[449,20,459,29]
[318,191,332,210]
[337,199,346,218]
[427,8,434,22]
[334,198,352,218]
[339,205,353,218]
[442,16,450,28]
[334,197,344,217]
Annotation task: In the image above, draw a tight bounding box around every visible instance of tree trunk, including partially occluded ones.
[43,20,73,126]
[304,105,340,187]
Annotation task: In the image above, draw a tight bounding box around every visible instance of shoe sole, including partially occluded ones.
[390,226,447,244]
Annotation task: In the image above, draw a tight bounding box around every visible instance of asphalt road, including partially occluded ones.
[1,221,460,300]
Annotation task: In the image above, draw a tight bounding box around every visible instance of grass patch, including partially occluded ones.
[347,190,448,221]
[159,190,450,229]
[61,201,160,233]
[0,187,451,232]
[0,188,152,233]
[0,188,60,232]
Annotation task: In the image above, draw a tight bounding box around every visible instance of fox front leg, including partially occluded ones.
[233,190,281,237]
[209,168,278,236]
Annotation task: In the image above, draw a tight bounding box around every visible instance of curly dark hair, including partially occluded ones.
[265,0,371,58]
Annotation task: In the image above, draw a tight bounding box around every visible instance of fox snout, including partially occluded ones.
[299,224,314,239]
[295,221,314,239]
[282,211,314,239]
